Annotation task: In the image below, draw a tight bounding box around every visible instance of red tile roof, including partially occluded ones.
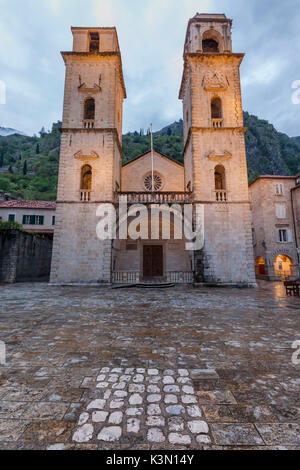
[0,200,56,210]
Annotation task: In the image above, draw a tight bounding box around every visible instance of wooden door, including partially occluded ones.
[143,245,163,278]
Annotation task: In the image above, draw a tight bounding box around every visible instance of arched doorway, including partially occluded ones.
[255,257,266,276]
[274,255,294,280]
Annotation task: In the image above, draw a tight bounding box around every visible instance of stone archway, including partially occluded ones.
[274,254,294,280]
[255,256,266,276]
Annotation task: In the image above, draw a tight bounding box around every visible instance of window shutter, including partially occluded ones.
[30,215,35,225]
[287,230,293,242]
[8,214,15,222]
[22,215,26,224]
[40,216,44,226]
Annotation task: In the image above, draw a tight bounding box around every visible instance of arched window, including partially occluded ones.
[203,39,219,53]
[84,98,95,121]
[81,165,92,190]
[215,165,226,190]
[211,97,222,119]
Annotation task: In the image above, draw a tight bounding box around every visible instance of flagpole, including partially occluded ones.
[150,123,154,192]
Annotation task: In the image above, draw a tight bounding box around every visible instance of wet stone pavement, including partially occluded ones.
[0,281,299,450]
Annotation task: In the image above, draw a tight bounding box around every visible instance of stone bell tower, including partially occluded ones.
[50,27,126,284]
[180,14,256,285]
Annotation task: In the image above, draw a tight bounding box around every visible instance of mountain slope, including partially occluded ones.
[0,127,26,137]
[0,114,299,201]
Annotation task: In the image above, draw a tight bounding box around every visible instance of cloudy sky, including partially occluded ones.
[0,0,299,136]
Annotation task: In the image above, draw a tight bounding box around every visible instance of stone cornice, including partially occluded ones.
[60,127,123,158]
[61,51,127,99]
[179,53,244,99]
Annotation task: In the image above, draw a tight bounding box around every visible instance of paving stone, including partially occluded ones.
[165,394,178,404]
[147,394,161,403]
[169,433,191,445]
[146,416,165,427]
[148,369,159,376]
[96,382,109,389]
[164,385,180,393]
[191,369,219,380]
[164,370,175,376]
[114,391,128,398]
[211,424,264,446]
[129,394,143,405]
[148,376,160,384]
[109,411,123,425]
[73,424,94,443]
[188,420,209,434]
[255,424,300,446]
[182,386,195,395]
[197,390,237,405]
[182,395,197,404]
[129,384,145,393]
[126,408,143,416]
[98,426,122,442]
[196,435,212,444]
[148,428,165,443]
[163,376,175,385]
[137,368,146,374]
[147,404,162,416]
[100,368,110,374]
[133,375,144,383]
[96,374,106,382]
[92,411,109,423]
[148,385,160,393]
[166,405,185,416]
[47,444,66,450]
[127,418,140,434]
[87,399,106,410]
[112,382,126,390]
[110,400,124,409]
[111,368,123,374]
[108,375,119,383]
[125,369,135,375]
[78,412,89,426]
[178,369,189,377]
[187,405,202,418]
[168,417,184,432]
[177,378,192,384]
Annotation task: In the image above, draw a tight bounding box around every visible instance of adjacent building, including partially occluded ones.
[249,175,300,280]
[0,200,56,236]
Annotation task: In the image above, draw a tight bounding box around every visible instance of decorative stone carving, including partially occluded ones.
[78,74,102,93]
[202,71,228,91]
[74,150,99,160]
[206,150,232,159]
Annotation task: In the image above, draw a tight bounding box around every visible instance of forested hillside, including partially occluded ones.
[0,113,299,201]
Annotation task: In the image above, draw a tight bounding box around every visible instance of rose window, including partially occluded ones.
[144,174,163,192]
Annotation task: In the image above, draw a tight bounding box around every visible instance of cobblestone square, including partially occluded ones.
[0,281,299,450]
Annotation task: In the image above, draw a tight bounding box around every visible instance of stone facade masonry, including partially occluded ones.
[51,15,257,286]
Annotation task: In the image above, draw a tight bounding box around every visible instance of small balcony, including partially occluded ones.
[117,192,192,204]
[80,190,92,202]
[215,190,227,202]
[83,119,95,129]
[211,118,223,128]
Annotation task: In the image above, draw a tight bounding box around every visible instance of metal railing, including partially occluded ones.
[112,271,140,284]
[166,271,194,283]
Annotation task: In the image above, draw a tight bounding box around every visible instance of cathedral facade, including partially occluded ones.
[50,14,256,287]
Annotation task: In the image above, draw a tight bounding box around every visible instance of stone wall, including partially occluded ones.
[0,230,53,283]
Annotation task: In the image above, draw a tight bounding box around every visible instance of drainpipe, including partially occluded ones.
[291,186,300,267]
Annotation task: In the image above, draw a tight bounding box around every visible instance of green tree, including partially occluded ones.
[23,160,27,176]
